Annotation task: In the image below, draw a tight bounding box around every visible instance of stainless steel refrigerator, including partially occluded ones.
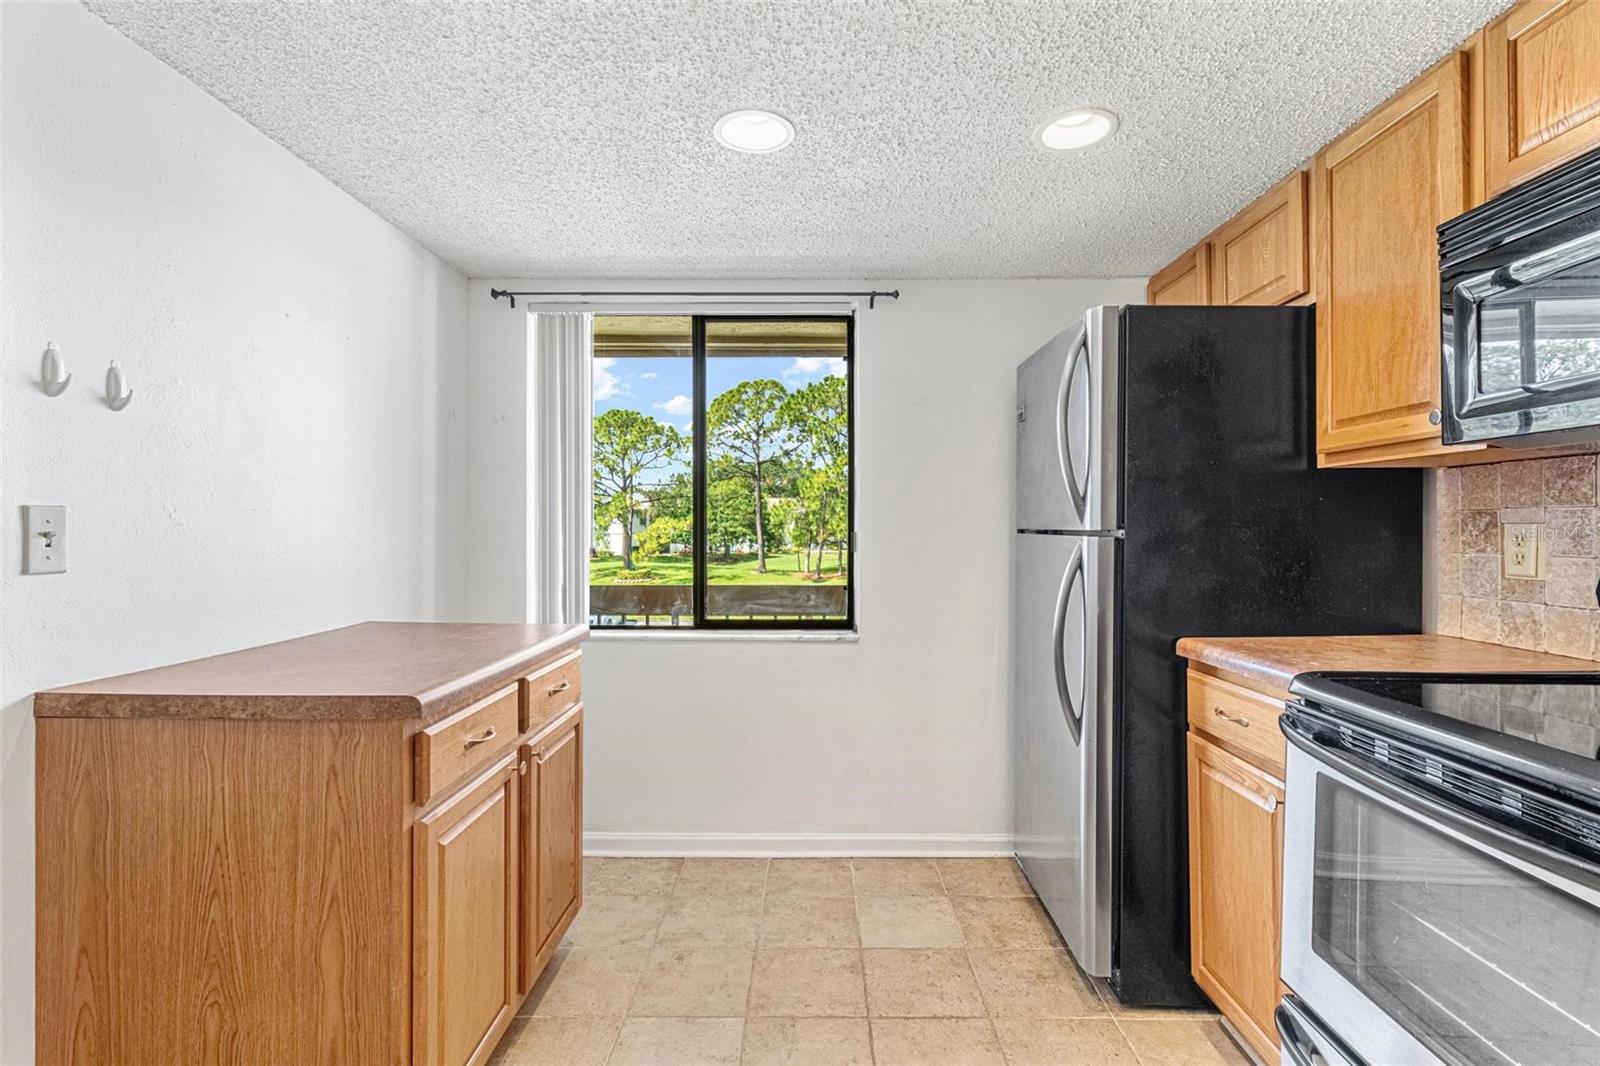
[1014,305,1120,979]
[1013,304,1423,1006]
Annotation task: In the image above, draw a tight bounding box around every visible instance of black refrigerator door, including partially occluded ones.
[1110,305,1423,1007]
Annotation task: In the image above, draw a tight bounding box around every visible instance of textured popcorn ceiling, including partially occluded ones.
[84,0,1510,280]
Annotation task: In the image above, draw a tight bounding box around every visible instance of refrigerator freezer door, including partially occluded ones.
[1014,531,1115,977]
[1015,308,1119,533]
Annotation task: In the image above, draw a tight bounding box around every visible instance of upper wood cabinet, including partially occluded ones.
[1147,243,1211,305]
[1312,54,1475,467]
[1187,731,1284,1065]
[1147,172,1308,309]
[1483,0,1600,196]
[1209,171,1309,306]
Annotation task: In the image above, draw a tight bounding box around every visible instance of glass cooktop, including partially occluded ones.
[1286,672,1600,807]
[1309,673,1600,763]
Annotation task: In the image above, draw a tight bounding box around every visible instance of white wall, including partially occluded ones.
[465,278,1144,852]
[0,3,467,1057]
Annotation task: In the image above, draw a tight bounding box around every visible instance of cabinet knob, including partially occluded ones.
[1429,408,1442,426]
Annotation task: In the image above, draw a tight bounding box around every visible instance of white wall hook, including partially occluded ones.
[39,342,72,396]
[104,360,133,411]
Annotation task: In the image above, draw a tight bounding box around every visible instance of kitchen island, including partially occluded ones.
[35,621,587,1066]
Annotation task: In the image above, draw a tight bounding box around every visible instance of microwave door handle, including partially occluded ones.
[1521,369,1600,395]
[1283,719,1600,892]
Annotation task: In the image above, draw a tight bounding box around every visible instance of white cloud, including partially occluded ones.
[593,357,626,401]
[784,356,847,381]
[641,372,658,380]
[656,394,692,416]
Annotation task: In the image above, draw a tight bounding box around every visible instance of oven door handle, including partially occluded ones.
[1276,995,1366,1066]
[1284,715,1600,892]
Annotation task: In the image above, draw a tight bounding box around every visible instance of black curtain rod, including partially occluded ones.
[488,287,900,309]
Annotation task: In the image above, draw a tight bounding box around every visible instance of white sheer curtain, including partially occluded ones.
[528,311,593,624]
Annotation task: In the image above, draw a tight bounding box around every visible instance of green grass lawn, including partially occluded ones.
[591,551,848,585]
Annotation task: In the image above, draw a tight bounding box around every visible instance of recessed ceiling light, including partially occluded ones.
[1035,109,1119,151]
[714,109,795,154]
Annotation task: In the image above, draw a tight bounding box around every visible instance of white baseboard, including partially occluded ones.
[584,832,1014,858]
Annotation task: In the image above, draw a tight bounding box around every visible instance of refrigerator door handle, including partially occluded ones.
[1056,333,1089,525]
[1053,543,1086,745]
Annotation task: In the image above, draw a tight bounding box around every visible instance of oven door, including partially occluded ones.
[1283,736,1600,1066]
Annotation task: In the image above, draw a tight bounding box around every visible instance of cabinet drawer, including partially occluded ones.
[415,684,520,804]
[1187,670,1285,772]
[522,652,581,733]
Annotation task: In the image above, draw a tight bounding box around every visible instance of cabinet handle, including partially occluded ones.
[1429,408,1442,426]
[463,726,498,749]
[547,679,572,696]
[1213,707,1250,727]
[1213,764,1281,813]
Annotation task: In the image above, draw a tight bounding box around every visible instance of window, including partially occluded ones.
[589,315,853,630]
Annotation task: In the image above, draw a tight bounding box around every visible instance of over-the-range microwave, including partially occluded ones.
[1441,145,1600,447]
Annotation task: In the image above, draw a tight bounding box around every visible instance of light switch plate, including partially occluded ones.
[1503,522,1542,579]
[23,505,65,574]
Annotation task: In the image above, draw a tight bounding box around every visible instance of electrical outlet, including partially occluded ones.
[1503,522,1543,579]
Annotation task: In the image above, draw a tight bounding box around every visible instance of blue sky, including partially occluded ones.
[592,354,846,431]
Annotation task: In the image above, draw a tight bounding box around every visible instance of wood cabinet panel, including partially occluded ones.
[522,706,584,991]
[1147,243,1211,305]
[1209,171,1309,306]
[1313,54,1475,466]
[1485,0,1600,194]
[415,754,521,1066]
[35,717,411,1066]
[1187,733,1284,1065]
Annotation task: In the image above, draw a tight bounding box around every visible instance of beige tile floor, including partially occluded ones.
[491,857,1253,1066]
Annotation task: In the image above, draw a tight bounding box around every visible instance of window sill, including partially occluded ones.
[587,628,859,644]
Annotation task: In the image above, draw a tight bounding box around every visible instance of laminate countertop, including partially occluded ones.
[34,621,588,723]
[1176,633,1598,693]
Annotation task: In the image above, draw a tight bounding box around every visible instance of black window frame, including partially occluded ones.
[592,312,856,632]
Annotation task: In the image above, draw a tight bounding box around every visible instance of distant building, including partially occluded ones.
[605,519,628,557]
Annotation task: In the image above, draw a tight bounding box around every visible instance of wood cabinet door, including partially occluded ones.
[1209,171,1309,306]
[522,706,584,991]
[1312,54,1470,465]
[1187,733,1284,1064]
[1147,243,1211,305]
[415,754,520,1066]
[1484,0,1600,195]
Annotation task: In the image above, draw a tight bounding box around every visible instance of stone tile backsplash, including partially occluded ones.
[1435,455,1600,658]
